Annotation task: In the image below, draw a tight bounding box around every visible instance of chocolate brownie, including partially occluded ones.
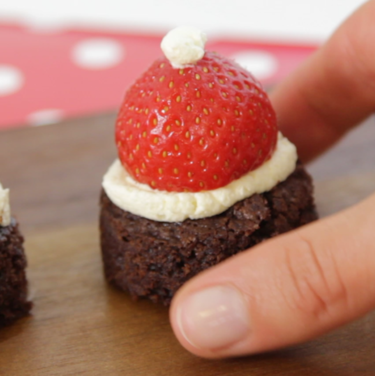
[0,219,31,326]
[100,162,317,305]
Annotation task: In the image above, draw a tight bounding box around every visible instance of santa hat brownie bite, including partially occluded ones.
[0,183,31,326]
[100,27,317,305]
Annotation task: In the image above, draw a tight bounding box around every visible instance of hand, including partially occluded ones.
[169,0,375,358]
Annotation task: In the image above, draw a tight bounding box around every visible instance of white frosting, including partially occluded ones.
[161,26,207,68]
[0,183,11,227]
[103,134,297,222]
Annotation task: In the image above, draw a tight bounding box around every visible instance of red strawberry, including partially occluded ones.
[115,51,278,192]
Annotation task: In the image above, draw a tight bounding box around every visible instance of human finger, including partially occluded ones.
[270,0,375,162]
[170,193,375,358]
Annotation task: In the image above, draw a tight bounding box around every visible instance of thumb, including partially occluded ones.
[170,193,375,358]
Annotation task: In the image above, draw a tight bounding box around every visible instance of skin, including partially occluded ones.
[169,0,375,358]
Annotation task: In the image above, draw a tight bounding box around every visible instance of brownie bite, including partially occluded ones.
[100,163,317,305]
[0,219,31,326]
[99,27,318,306]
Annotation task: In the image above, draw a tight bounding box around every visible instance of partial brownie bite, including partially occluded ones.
[0,219,32,326]
[100,162,317,305]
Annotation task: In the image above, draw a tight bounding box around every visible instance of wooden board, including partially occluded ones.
[0,225,374,375]
[0,113,375,375]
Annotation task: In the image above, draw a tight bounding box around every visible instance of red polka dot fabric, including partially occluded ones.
[0,23,317,129]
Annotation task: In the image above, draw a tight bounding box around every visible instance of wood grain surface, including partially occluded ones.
[0,113,374,375]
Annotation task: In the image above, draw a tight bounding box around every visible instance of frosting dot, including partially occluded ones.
[161,26,207,69]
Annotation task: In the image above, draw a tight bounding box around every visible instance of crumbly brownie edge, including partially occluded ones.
[100,163,317,305]
[0,219,32,327]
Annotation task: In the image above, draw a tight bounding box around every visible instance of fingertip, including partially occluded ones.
[170,287,213,358]
[170,284,253,358]
[170,195,375,358]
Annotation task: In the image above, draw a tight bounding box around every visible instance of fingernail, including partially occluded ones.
[177,285,250,350]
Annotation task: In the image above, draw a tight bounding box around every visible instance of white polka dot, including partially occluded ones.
[27,109,64,126]
[0,65,24,96]
[231,50,278,80]
[72,38,125,70]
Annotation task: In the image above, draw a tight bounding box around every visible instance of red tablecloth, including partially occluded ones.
[0,23,316,128]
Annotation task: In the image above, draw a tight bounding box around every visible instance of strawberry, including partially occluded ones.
[115,51,278,192]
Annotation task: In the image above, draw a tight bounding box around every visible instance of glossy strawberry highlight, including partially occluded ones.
[115,51,278,192]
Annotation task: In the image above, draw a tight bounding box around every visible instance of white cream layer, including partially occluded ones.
[102,134,297,223]
[0,183,11,226]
